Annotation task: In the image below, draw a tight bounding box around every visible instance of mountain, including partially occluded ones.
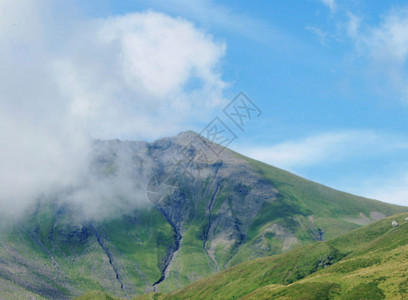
[0,131,405,299]
[134,212,408,299]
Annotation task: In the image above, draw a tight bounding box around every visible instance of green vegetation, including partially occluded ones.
[218,151,404,268]
[0,204,174,299]
[128,213,408,299]
[75,291,121,300]
[0,141,406,299]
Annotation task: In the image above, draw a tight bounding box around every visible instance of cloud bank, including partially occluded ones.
[55,10,227,139]
[0,1,227,216]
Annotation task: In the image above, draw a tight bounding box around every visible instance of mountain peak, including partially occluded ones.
[1,131,405,299]
[176,130,198,137]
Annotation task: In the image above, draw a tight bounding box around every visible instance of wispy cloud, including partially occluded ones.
[306,25,328,45]
[234,130,408,170]
[345,12,361,39]
[343,170,408,206]
[346,7,408,102]
[364,9,408,62]
[318,0,337,13]
[235,130,408,206]
[139,0,288,44]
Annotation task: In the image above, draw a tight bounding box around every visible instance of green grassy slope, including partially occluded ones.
[131,213,408,299]
[157,150,405,292]
[221,151,404,267]
[74,291,121,300]
[244,213,408,299]
[1,137,406,299]
[0,201,174,299]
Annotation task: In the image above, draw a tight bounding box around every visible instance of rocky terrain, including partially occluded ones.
[0,131,404,299]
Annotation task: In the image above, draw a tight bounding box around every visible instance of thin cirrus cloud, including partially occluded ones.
[234,129,408,206]
[337,169,408,206]
[309,4,408,104]
[318,0,337,13]
[0,1,228,215]
[363,174,408,206]
[346,7,408,102]
[234,130,408,171]
[140,0,290,46]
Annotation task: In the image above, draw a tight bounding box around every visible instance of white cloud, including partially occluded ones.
[54,11,227,139]
[0,0,43,43]
[319,0,337,13]
[347,8,408,102]
[97,12,225,99]
[234,130,408,170]
[345,12,361,39]
[234,131,366,169]
[366,9,408,62]
[0,2,228,215]
[346,171,408,206]
[367,185,408,206]
[235,130,408,206]
[306,25,328,45]
[140,0,280,43]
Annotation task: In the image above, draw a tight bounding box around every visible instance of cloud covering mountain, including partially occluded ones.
[0,0,227,214]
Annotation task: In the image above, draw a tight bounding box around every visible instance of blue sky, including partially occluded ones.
[2,0,408,206]
[83,0,408,205]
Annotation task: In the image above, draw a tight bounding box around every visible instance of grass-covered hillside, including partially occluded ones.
[0,132,405,299]
[220,150,405,267]
[125,212,408,299]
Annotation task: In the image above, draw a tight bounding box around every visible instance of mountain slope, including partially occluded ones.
[0,131,405,299]
[133,212,408,299]
[243,213,408,299]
